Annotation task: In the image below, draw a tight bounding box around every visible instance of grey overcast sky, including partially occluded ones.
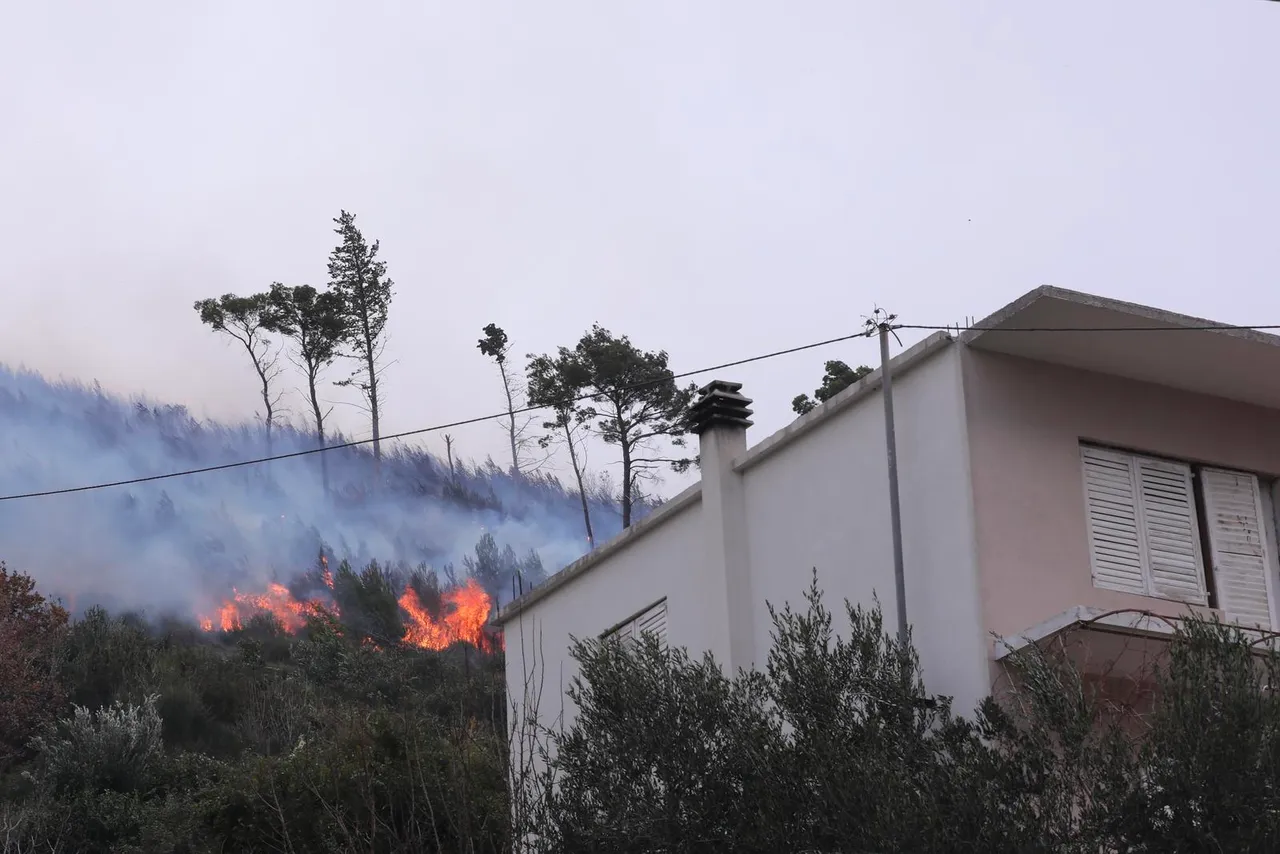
[2,1,1278,496]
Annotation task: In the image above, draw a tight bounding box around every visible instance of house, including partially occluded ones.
[495,285,1280,728]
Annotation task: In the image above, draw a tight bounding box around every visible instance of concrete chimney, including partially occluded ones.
[689,380,755,672]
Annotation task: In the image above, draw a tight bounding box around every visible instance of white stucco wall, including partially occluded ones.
[503,497,712,736]
[502,338,992,735]
[737,344,989,715]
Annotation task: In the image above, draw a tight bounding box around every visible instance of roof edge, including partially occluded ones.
[962,285,1280,349]
[493,484,702,625]
[733,331,954,473]
[493,330,955,625]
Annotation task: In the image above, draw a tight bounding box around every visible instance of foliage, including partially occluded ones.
[0,563,68,769]
[1106,618,1280,848]
[521,571,1280,852]
[328,209,395,466]
[266,282,346,492]
[461,532,547,598]
[193,292,284,442]
[14,547,1280,851]
[526,350,597,546]
[26,695,164,796]
[2,567,510,853]
[331,558,405,643]
[527,325,696,529]
[791,359,873,416]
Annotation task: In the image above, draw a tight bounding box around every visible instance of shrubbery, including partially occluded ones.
[6,560,1280,852]
[0,561,509,853]
[518,573,1280,852]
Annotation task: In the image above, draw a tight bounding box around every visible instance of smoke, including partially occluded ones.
[0,364,634,619]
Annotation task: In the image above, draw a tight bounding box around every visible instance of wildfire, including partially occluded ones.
[201,582,326,633]
[199,572,501,652]
[399,578,494,651]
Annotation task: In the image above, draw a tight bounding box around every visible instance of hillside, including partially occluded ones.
[0,363,644,623]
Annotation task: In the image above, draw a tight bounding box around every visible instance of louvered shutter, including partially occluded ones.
[635,601,668,651]
[1136,457,1207,604]
[612,621,635,645]
[605,600,668,650]
[1200,468,1276,629]
[1082,447,1147,595]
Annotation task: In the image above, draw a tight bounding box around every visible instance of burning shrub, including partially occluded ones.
[199,557,502,656]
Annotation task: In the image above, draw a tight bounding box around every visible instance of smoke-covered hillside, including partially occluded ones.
[0,364,643,620]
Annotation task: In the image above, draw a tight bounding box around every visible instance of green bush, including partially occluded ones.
[27,695,164,796]
[521,572,1280,852]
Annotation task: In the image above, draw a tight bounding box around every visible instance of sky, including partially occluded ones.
[3,1,1279,499]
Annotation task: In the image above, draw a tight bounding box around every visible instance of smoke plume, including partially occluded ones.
[0,364,632,620]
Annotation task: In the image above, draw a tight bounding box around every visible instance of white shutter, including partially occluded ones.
[1081,446,1206,604]
[611,621,635,644]
[605,600,668,650]
[635,601,669,651]
[1082,447,1147,595]
[1201,468,1275,629]
[1136,457,1207,605]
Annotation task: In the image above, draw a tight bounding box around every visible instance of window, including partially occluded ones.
[1080,444,1278,629]
[603,599,668,651]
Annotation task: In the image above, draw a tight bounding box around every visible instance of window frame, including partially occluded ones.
[1079,442,1280,629]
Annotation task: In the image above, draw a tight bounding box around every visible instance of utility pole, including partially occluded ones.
[870,309,909,647]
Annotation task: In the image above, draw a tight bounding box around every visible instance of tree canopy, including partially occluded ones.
[792,359,873,416]
[266,282,346,493]
[328,210,395,473]
[193,292,284,447]
[529,325,695,528]
[526,349,596,545]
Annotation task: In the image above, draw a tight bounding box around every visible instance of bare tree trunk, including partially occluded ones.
[260,374,274,456]
[444,434,456,483]
[306,369,329,497]
[564,421,594,547]
[618,407,634,528]
[365,348,381,480]
[500,364,520,477]
[246,340,276,458]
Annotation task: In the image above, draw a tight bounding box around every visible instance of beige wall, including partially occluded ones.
[962,348,1280,643]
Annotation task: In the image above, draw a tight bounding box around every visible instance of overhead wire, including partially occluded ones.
[0,329,873,502]
[900,322,1280,333]
[5,317,1280,502]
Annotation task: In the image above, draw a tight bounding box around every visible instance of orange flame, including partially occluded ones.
[320,555,334,590]
[200,582,325,633]
[399,578,496,651]
[200,573,501,652]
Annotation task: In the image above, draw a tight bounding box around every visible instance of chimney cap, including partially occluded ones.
[689,379,754,435]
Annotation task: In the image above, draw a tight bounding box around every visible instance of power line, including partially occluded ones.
[900,322,1280,333]
[6,317,1280,503]
[0,329,871,502]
